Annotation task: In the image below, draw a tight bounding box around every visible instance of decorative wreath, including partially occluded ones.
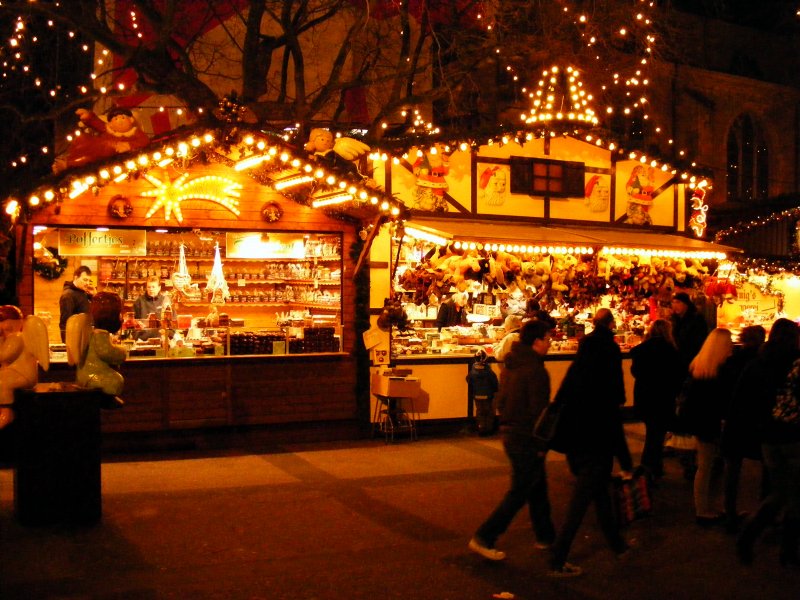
[33,246,68,280]
[108,195,133,219]
[261,201,283,223]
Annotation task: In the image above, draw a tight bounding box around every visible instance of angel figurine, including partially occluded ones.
[304,128,371,179]
[66,292,126,407]
[0,306,50,428]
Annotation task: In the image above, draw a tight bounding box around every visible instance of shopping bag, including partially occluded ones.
[532,401,563,451]
[611,469,652,527]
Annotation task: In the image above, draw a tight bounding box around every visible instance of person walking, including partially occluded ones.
[546,308,631,577]
[677,328,734,526]
[630,319,683,480]
[736,318,800,567]
[469,320,556,561]
[720,325,766,533]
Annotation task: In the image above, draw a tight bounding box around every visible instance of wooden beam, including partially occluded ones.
[353,214,386,280]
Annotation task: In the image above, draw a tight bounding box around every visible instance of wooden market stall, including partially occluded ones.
[7,124,404,450]
[363,130,738,426]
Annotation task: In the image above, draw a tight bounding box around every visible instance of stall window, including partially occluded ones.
[727,113,769,201]
[31,227,343,357]
[510,157,585,197]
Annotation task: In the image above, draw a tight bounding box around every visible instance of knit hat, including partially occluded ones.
[672,292,692,308]
[503,314,522,333]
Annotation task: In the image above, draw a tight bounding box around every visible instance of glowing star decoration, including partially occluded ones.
[141,172,243,223]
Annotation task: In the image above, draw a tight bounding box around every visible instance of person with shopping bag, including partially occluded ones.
[468,320,556,561]
[546,308,633,578]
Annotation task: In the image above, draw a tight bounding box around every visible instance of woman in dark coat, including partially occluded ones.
[736,318,800,566]
[720,325,766,532]
[630,319,683,479]
[680,328,735,525]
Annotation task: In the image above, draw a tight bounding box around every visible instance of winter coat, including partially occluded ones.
[678,365,737,443]
[133,292,165,320]
[59,281,92,342]
[466,361,499,401]
[720,346,762,459]
[435,298,467,330]
[734,345,800,447]
[495,341,550,437]
[671,308,709,373]
[630,337,683,424]
[492,331,519,362]
[553,326,626,454]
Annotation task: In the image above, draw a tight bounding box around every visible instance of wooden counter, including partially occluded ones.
[371,354,636,424]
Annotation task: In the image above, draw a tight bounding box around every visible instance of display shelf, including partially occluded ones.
[130,255,341,262]
[179,301,341,309]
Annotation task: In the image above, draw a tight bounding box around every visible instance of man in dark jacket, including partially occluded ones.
[133,276,166,320]
[671,292,709,373]
[435,291,468,330]
[469,320,556,561]
[547,308,631,577]
[58,265,93,342]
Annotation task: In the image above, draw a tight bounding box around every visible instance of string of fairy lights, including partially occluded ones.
[0,0,686,179]
[2,121,408,224]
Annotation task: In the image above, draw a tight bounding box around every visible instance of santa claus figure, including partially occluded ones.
[53,107,151,173]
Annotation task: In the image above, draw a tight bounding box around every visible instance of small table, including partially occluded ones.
[372,394,418,443]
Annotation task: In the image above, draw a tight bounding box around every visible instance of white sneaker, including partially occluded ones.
[468,537,506,561]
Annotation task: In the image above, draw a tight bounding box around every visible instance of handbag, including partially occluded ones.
[612,468,652,527]
[532,401,563,451]
[673,375,697,434]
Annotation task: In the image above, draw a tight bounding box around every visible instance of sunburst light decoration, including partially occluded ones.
[141,172,242,223]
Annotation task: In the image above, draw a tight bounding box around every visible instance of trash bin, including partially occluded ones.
[13,383,103,526]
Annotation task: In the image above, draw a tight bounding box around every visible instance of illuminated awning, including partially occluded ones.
[407,216,741,258]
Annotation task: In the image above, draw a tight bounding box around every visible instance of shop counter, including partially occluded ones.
[372,353,636,425]
[42,352,359,450]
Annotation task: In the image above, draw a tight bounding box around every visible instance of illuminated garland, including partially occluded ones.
[714,206,800,244]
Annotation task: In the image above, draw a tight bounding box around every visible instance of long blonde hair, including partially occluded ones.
[689,328,733,380]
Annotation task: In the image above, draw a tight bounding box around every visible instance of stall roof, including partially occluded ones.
[408,217,741,255]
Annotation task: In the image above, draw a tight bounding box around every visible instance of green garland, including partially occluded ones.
[32,246,68,280]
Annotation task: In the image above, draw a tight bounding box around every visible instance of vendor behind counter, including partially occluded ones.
[436,291,470,330]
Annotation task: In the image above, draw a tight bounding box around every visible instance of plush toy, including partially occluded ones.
[66,292,126,406]
[0,306,49,428]
[53,107,151,173]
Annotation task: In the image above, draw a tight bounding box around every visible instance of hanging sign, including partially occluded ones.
[58,228,147,256]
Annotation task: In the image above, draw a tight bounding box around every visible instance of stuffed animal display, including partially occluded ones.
[396,242,714,317]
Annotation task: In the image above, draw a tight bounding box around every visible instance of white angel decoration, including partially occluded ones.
[0,305,50,428]
[66,292,126,406]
